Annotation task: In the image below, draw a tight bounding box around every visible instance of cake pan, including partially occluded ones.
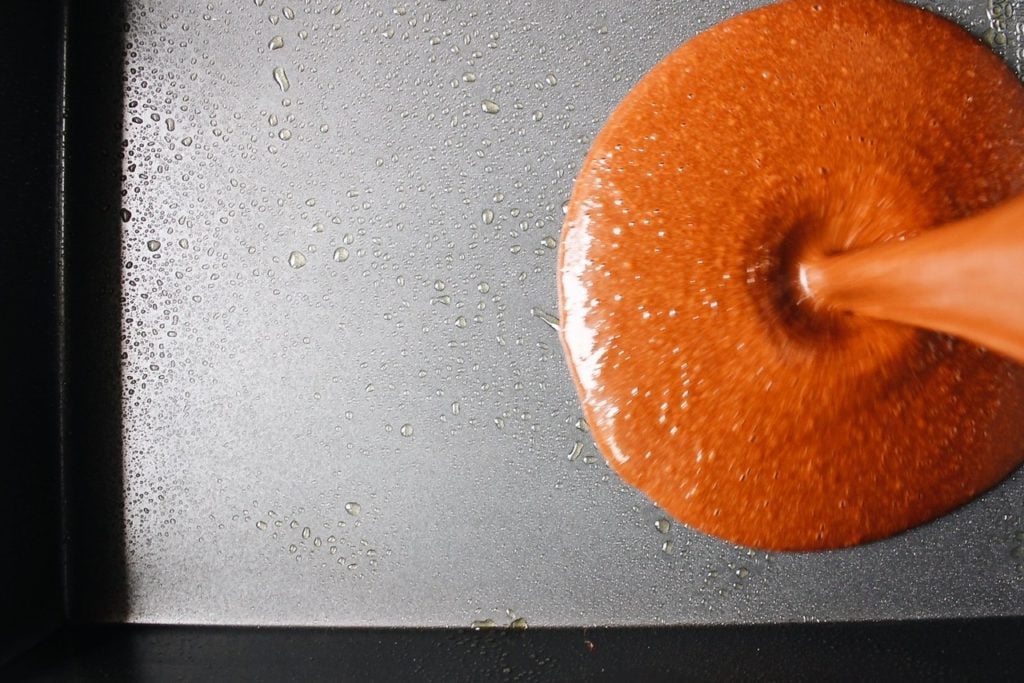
[4,0,1024,678]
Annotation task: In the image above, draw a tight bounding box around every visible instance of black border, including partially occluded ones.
[0,0,67,664]
[7,620,1024,681]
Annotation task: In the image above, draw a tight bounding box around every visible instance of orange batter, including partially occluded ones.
[558,0,1024,550]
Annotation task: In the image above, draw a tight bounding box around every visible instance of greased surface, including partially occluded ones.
[559,0,1024,549]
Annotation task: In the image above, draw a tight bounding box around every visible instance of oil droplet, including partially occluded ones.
[451,401,460,415]
[165,118,176,131]
[545,73,558,86]
[146,240,161,252]
[288,250,307,268]
[433,279,446,291]
[273,66,291,92]
[481,99,500,114]
[178,238,189,249]
[531,110,543,122]
[661,539,674,554]
[470,618,497,630]
[510,617,528,631]
[541,235,557,249]
[561,199,570,215]
[736,567,750,578]
[282,6,295,20]
[333,246,349,262]
[319,123,329,133]
[344,502,361,516]
[278,128,292,140]
[268,35,284,50]
[268,113,279,126]
[400,423,414,437]
[574,417,589,432]
[256,520,267,530]
[289,520,299,529]
[288,544,298,554]
[181,136,193,146]
[481,208,495,224]
[120,208,132,222]
[568,441,583,461]
[530,307,559,330]
[455,316,468,328]
[302,526,311,539]
[655,518,671,534]
[462,71,477,82]
[477,281,490,294]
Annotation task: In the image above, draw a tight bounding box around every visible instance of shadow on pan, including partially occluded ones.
[0,0,129,661]
[63,0,130,623]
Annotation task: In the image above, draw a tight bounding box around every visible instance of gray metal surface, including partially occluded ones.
[117,0,1024,626]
